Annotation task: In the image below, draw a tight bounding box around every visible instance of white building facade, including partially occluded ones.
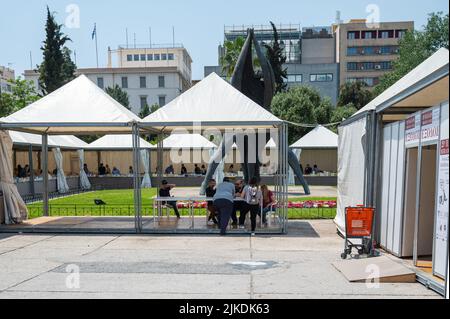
[24,46,193,115]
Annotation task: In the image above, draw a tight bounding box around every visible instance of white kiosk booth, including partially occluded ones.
[337,48,449,296]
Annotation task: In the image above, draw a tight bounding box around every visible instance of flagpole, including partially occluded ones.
[94,23,99,68]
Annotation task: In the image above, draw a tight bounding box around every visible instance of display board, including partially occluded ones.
[434,101,449,279]
[405,112,421,148]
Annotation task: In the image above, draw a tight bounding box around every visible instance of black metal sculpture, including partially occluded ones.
[200,29,311,195]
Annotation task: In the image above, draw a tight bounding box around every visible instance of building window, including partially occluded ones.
[379,61,392,70]
[347,31,359,40]
[140,96,148,109]
[347,47,358,56]
[158,76,165,88]
[347,62,358,71]
[97,77,104,89]
[161,53,167,60]
[287,74,302,83]
[121,77,128,89]
[140,54,146,61]
[347,77,379,87]
[133,54,139,61]
[154,54,160,61]
[380,31,389,39]
[168,53,174,60]
[140,76,147,88]
[127,55,132,61]
[158,95,166,107]
[396,29,407,38]
[310,73,333,82]
[147,54,153,61]
[361,62,374,70]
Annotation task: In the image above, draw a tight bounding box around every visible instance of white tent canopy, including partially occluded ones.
[142,73,283,130]
[353,48,449,118]
[290,125,338,149]
[87,134,154,150]
[161,134,217,149]
[0,75,140,134]
[9,131,87,149]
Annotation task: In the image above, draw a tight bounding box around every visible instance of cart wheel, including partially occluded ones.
[354,254,360,259]
[341,253,347,259]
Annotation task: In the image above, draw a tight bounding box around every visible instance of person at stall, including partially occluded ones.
[180,164,188,176]
[105,164,111,175]
[83,164,90,175]
[24,165,30,177]
[240,177,262,235]
[228,164,235,174]
[194,164,202,175]
[205,179,218,225]
[201,165,207,175]
[213,177,236,235]
[112,166,121,176]
[98,163,106,176]
[129,166,134,175]
[165,164,174,175]
[313,164,321,174]
[304,164,313,175]
[260,184,276,225]
[159,180,181,219]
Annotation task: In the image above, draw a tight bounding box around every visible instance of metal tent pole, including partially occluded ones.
[42,134,49,217]
[28,144,35,197]
[132,123,142,233]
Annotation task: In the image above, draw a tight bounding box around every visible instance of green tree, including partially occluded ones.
[38,6,75,94]
[314,97,333,124]
[337,81,373,110]
[271,86,320,143]
[61,47,77,83]
[220,36,246,78]
[331,103,358,124]
[263,21,287,93]
[374,12,449,95]
[0,78,40,117]
[105,85,130,110]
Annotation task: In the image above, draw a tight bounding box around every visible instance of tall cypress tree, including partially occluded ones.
[263,21,288,93]
[38,6,74,94]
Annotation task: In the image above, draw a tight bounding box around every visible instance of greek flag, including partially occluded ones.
[92,24,96,40]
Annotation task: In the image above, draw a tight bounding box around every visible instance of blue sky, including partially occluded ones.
[0,0,448,80]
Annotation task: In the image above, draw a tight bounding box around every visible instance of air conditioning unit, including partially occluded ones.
[394,49,399,54]
[375,65,382,70]
[360,50,365,55]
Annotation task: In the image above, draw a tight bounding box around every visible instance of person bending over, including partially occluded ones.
[213,177,236,235]
[159,180,181,219]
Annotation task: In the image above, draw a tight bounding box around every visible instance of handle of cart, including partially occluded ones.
[341,206,375,259]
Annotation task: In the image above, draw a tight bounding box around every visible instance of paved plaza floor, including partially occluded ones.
[0,220,441,299]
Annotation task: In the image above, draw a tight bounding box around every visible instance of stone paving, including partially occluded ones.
[0,220,441,299]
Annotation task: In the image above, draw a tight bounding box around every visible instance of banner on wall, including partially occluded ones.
[421,107,440,144]
[435,138,449,278]
[405,112,421,147]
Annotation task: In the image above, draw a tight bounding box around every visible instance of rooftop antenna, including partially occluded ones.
[149,27,152,48]
[74,50,77,65]
[29,51,33,69]
[126,28,129,48]
[134,33,136,48]
[172,26,175,47]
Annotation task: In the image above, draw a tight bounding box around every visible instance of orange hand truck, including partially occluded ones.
[341,206,375,259]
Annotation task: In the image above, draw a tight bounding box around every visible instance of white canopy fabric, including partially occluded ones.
[9,131,87,149]
[87,134,155,150]
[290,125,338,149]
[52,148,70,194]
[142,73,283,130]
[140,149,152,188]
[0,131,28,224]
[1,75,140,134]
[161,134,216,149]
[354,48,449,117]
[78,149,91,190]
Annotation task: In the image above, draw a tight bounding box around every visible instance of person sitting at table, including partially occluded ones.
[165,164,175,175]
[105,164,112,175]
[213,177,236,235]
[194,164,202,175]
[201,165,207,175]
[83,163,90,175]
[228,164,235,174]
[260,184,276,225]
[112,166,121,176]
[180,164,188,176]
[129,166,134,175]
[98,163,106,176]
[205,178,218,225]
[159,180,181,219]
[313,164,321,174]
[304,164,313,175]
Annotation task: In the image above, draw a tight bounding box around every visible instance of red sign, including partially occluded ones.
[441,139,449,155]
[421,110,433,126]
[405,116,416,130]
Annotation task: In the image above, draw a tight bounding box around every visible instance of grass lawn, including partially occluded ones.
[27,189,336,220]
